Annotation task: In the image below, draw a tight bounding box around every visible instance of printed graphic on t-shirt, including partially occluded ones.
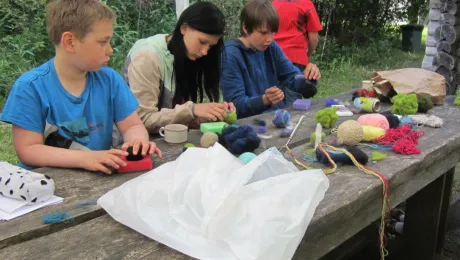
[43,118,103,150]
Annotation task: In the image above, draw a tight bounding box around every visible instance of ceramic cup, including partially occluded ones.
[159,124,188,143]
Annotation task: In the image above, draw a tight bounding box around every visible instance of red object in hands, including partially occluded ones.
[117,155,153,173]
[368,90,376,97]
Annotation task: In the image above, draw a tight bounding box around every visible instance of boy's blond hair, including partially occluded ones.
[46,0,116,45]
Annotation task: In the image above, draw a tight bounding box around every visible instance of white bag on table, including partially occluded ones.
[98,143,329,260]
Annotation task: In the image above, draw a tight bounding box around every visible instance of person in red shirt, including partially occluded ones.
[273,0,323,71]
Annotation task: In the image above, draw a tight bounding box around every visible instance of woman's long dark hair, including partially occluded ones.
[167,2,225,104]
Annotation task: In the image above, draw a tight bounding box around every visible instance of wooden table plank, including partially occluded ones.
[0,92,352,249]
[0,215,193,260]
[2,96,459,259]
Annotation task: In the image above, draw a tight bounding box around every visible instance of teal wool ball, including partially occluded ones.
[238,152,257,164]
[272,109,291,128]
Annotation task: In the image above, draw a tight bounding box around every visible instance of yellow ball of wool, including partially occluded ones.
[200,132,219,148]
[337,120,363,146]
[362,125,385,142]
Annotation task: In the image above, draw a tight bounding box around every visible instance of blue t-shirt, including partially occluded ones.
[1,58,139,169]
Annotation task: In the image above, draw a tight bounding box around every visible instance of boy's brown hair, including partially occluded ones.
[240,0,279,36]
[46,0,116,45]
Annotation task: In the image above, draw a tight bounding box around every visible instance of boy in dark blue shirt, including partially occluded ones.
[220,0,321,118]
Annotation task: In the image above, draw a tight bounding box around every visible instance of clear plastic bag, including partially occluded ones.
[98,143,329,260]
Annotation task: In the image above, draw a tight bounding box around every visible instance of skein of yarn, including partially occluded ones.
[357,114,390,130]
[337,120,363,146]
[409,114,443,128]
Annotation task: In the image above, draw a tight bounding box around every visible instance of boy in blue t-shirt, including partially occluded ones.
[1,0,162,174]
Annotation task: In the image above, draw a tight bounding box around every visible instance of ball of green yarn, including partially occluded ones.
[391,93,418,116]
[314,107,339,129]
[310,132,326,145]
[417,95,433,113]
[226,111,237,124]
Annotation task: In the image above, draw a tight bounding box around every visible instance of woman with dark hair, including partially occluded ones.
[123,2,234,133]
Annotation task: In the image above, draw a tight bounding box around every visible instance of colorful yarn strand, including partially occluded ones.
[317,143,390,260]
[285,144,312,170]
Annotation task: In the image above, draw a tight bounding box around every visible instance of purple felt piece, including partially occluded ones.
[293,99,312,110]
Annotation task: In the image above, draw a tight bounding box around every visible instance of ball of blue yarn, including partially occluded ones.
[272,109,290,128]
[218,125,261,154]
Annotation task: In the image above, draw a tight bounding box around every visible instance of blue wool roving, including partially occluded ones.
[238,152,257,164]
[279,128,293,137]
[253,118,266,126]
[272,109,290,128]
[399,116,415,126]
[218,125,261,154]
[325,98,339,107]
[43,212,72,224]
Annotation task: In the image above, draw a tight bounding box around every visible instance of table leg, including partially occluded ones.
[403,167,455,259]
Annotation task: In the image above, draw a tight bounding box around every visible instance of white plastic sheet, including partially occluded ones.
[98,143,329,260]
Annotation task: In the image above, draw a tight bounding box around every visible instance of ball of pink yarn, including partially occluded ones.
[357,114,389,130]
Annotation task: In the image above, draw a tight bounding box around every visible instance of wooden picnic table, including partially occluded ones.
[0,92,458,260]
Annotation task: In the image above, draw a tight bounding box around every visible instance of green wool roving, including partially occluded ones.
[391,93,418,116]
[417,95,433,113]
[315,107,338,129]
[310,132,326,145]
[226,111,237,124]
[455,91,460,106]
[372,151,387,161]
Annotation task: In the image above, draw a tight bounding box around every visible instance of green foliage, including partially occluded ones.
[391,93,418,116]
[406,0,428,24]
[315,107,338,129]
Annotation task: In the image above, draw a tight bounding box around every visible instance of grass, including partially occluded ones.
[0,34,427,165]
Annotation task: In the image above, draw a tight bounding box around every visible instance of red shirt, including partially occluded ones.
[273,0,323,66]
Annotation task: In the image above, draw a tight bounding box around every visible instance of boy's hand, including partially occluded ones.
[81,149,128,175]
[304,63,321,80]
[265,86,285,105]
[121,139,163,158]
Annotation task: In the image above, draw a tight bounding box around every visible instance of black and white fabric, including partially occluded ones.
[0,162,55,205]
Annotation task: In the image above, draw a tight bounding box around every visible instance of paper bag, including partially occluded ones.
[371,68,446,105]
